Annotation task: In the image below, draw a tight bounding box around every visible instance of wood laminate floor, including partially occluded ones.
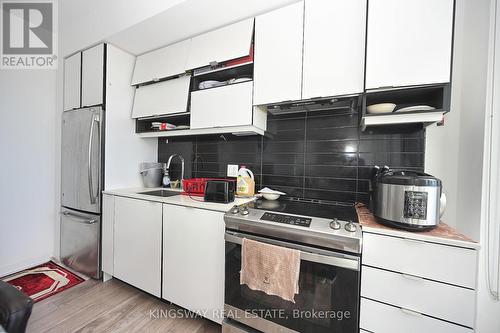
[27,279,222,333]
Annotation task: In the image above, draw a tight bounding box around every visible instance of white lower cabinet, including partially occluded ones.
[360,232,478,333]
[361,266,475,327]
[113,196,162,297]
[360,298,472,333]
[101,194,114,276]
[362,233,477,289]
[162,204,225,324]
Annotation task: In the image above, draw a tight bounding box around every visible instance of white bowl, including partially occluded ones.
[367,103,396,114]
[261,193,281,200]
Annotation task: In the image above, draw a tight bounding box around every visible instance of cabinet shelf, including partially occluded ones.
[191,63,253,92]
[136,112,190,134]
[192,60,253,77]
[136,125,265,138]
[361,110,444,130]
[361,83,450,131]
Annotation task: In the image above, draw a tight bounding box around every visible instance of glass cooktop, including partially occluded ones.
[249,197,358,222]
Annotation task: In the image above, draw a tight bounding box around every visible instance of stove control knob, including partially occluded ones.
[344,221,357,232]
[230,206,240,214]
[329,218,341,230]
[240,206,249,216]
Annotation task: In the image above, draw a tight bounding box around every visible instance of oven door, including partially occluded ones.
[224,231,360,333]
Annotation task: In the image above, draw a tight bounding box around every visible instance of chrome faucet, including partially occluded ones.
[166,154,185,188]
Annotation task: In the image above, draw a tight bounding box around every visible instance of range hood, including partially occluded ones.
[263,95,361,115]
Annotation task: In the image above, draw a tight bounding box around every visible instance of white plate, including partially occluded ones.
[230,77,252,84]
[258,187,286,195]
[394,105,436,113]
[198,80,225,89]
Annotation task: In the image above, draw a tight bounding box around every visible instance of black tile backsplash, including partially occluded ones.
[158,110,425,204]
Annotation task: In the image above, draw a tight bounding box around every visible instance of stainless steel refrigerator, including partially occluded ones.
[60,106,103,279]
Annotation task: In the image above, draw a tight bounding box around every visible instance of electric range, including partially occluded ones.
[223,197,362,333]
[224,197,362,254]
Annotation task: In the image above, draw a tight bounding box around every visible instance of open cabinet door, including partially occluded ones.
[131,39,191,85]
[185,18,254,70]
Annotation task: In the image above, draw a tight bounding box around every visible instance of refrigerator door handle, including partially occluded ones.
[61,211,98,224]
[94,114,101,203]
[88,113,99,205]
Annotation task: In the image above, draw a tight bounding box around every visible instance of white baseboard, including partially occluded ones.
[103,272,113,282]
[0,254,52,278]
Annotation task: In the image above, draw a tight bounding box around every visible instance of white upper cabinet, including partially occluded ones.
[185,18,254,70]
[82,43,105,107]
[190,81,253,129]
[131,39,191,85]
[302,0,367,99]
[63,53,81,111]
[253,2,304,105]
[132,76,191,118]
[366,0,454,89]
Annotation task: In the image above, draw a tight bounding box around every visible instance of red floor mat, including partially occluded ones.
[2,261,84,302]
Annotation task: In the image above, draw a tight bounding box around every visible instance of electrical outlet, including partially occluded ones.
[227,164,239,177]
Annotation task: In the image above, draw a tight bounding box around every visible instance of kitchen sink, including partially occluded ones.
[138,190,180,197]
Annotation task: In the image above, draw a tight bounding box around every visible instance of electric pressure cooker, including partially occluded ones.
[371,167,446,231]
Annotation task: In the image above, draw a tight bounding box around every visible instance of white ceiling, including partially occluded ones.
[106,0,298,55]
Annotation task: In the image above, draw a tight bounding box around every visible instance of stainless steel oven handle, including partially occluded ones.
[225,232,360,271]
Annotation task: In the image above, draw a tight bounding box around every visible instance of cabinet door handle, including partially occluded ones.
[403,238,426,246]
[401,273,424,282]
[400,307,423,317]
[88,114,100,205]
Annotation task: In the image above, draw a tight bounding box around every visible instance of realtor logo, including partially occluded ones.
[1,0,57,69]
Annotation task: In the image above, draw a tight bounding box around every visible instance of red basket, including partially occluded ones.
[182,178,207,196]
[182,178,234,197]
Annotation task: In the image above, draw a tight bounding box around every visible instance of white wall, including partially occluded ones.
[61,0,297,56]
[453,0,491,241]
[427,0,500,331]
[425,0,491,241]
[424,0,463,225]
[0,70,57,276]
[59,0,186,56]
[104,45,158,189]
[476,0,500,331]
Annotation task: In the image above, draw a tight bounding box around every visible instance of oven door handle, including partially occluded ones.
[225,232,360,271]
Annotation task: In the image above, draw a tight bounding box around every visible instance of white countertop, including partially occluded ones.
[102,187,255,212]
